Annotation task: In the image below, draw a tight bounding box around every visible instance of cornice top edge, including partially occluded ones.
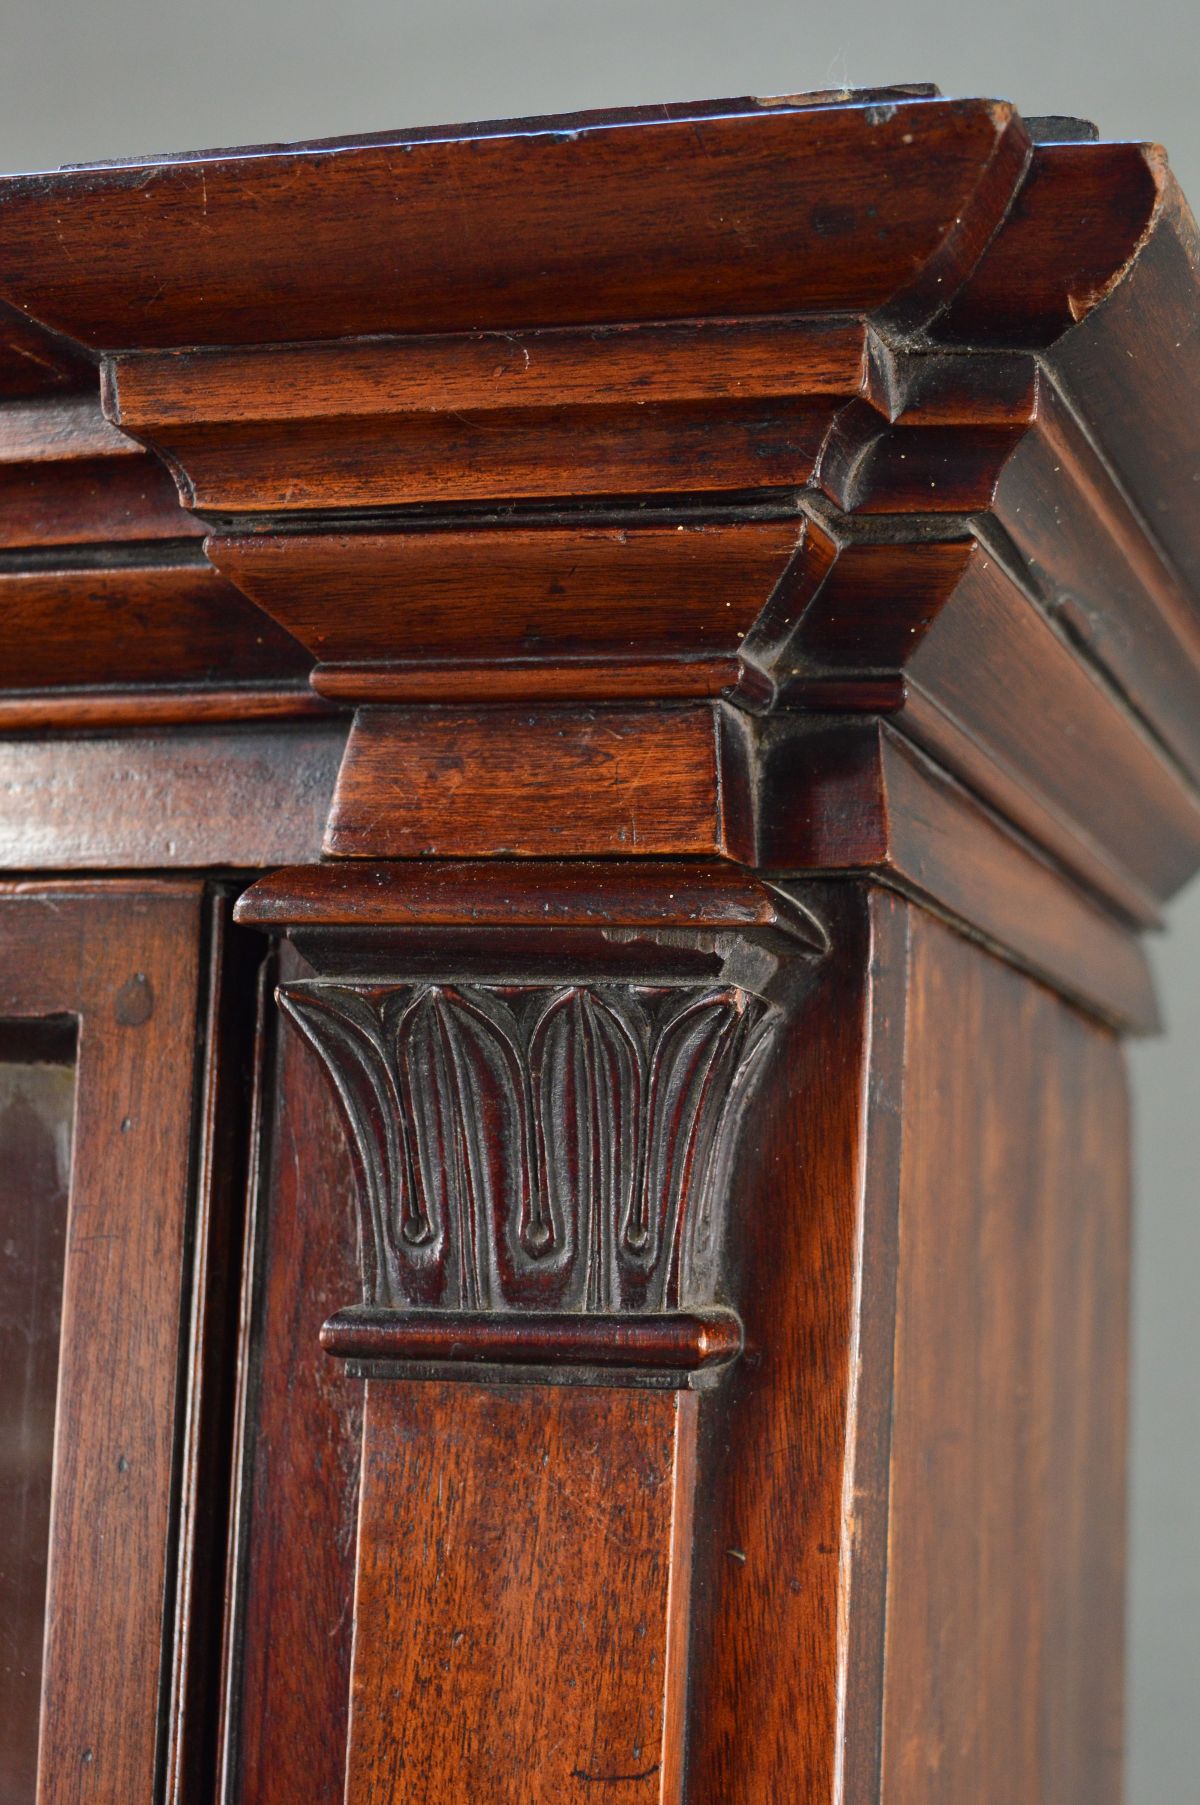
[0,94,1028,351]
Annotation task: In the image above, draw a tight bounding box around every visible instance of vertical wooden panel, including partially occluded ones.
[345,1381,696,1805]
[684,887,876,1804]
[223,941,363,1805]
[683,887,1131,1803]
[878,907,1128,1803]
[165,896,265,1805]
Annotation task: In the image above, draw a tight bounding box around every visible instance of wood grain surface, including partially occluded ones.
[683,884,875,1802]
[685,887,1131,1801]
[0,97,1022,345]
[346,1381,696,1805]
[0,561,311,691]
[221,940,363,1805]
[325,705,723,859]
[875,902,1129,1803]
[0,86,1190,1805]
[234,857,814,933]
[209,521,803,669]
[0,723,345,870]
[0,884,205,1805]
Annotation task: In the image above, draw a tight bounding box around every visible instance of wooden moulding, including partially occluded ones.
[107,318,860,512]
[0,723,345,870]
[0,684,335,731]
[1,93,1199,944]
[108,316,867,426]
[235,856,821,934]
[0,366,320,720]
[208,518,807,686]
[751,719,1160,1032]
[0,96,1032,345]
[203,502,1200,927]
[286,714,1156,1032]
[0,562,315,694]
[812,347,1200,795]
[319,1306,744,1385]
[237,861,823,1390]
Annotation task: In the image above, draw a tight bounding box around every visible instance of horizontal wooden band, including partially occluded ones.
[0,724,345,871]
[319,1306,744,1372]
[235,857,821,938]
[311,668,910,710]
[309,656,742,704]
[0,684,337,731]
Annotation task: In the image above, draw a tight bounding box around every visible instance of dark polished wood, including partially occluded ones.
[0,723,344,870]
[0,96,1027,344]
[0,84,1195,1805]
[319,1306,743,1373]
[0,883,208,1803]
[871,905,1128,1803]
[236,857,824,934]
[255,722,1157,1030]
[165,893,264,1805]
[209,518,803,684]
[218,939,363,1805]
[0,369,316,725]
[347,1380,696,1804]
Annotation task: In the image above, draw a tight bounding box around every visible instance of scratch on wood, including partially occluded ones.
[570,1763,661,1784]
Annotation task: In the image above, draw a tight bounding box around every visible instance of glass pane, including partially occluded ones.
[0,1018,77,1802]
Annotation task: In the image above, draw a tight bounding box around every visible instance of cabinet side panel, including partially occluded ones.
[881,908,1129,1804]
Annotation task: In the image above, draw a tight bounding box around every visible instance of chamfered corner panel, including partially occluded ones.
[876,904,1129,1805]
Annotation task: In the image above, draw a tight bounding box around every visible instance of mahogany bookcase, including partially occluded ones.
[0,85,1197,1804]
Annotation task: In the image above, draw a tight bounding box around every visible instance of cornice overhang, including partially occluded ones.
[1,86,1198,1027]
[0,307,319,722]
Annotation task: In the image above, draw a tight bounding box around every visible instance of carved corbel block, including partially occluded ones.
[236,860,825,1388]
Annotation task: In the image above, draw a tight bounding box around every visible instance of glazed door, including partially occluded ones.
[0,882,248,1805]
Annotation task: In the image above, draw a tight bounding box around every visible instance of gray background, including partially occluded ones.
[1,1,1196,1795]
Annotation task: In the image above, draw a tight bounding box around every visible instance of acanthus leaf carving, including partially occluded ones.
[279,979,776,1315]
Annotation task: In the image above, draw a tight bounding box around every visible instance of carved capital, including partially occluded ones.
[236,860,822,1383]
[280,977,771,1307]
[279,978,776,1383]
